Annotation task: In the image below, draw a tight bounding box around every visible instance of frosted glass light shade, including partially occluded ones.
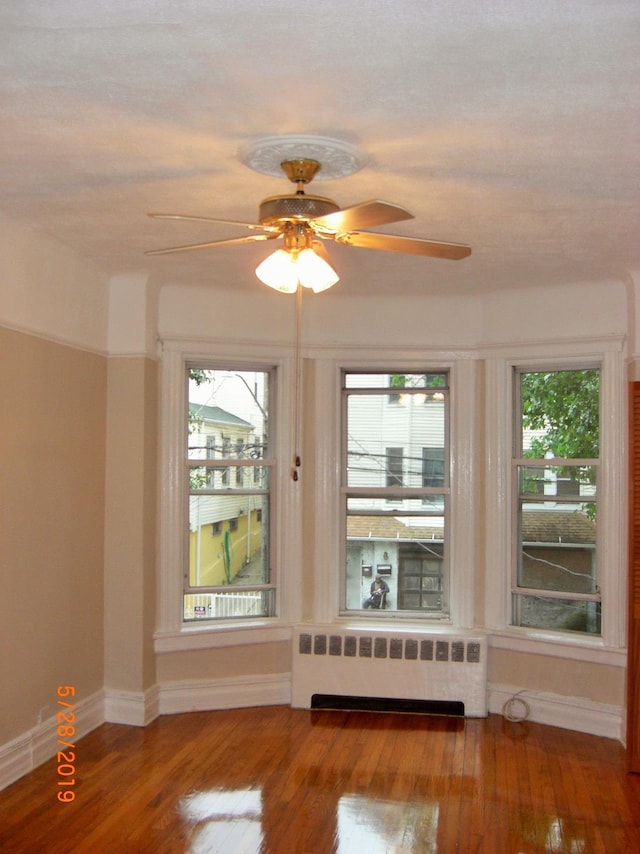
[296,248,339,293]
[255,249,299,293]
[255,247,339,294]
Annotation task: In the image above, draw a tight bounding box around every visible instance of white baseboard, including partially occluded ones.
[3,678,619,793]
[104,684,160,727]
[158,673,291,715]
[0,690,104,792]
[489,682,623,741]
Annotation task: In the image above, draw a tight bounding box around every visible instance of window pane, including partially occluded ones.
[518,465,596,499]
[346,514,444,612]
[184,589,275,621]
[188,495,269,588]
[344,370,449,617]
[345,372,447,389]
[186,367,272,622]
[513,594,601,634]
[188,370,269,461]
[519,504,596,594]
[514,366,600,636]
[346,395,445,488]
[520,369,599,459]
[347,496,445,514]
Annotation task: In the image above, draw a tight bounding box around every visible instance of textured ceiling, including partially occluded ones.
[1,0,638,296]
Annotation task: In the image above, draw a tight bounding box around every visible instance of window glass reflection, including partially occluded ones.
[180,788,263,853]
[337,794,439,852]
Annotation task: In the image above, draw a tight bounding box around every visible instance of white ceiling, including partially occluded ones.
[1,0,638,297]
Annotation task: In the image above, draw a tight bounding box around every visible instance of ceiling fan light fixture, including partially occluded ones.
[255,247,339,294]
[255,249,299,293]
[296,247,339,293]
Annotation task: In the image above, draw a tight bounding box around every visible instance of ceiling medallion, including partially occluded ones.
[238,135,368,181]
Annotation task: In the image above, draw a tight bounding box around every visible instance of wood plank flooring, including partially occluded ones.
[1,706,639,853]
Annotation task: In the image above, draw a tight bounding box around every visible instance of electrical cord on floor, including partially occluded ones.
[502,690,531,722]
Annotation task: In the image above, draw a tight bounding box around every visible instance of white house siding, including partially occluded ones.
[346,374,446,498]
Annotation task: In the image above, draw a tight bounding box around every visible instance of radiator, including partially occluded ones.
[291,627,488,717]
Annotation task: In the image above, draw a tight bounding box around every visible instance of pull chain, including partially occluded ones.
[292,283,303,481]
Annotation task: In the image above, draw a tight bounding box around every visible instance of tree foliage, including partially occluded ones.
[189,368,213,386]
[521,369,599,461]
[390,373,446,389]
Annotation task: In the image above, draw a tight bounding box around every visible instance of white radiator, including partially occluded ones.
[291,627,488,718]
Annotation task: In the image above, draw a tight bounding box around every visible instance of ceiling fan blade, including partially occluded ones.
[312,200,414,233]
[336,230,472,260]
[147,212,279,233]
[145,233,279,256]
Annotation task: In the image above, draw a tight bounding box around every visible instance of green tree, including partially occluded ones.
[521,369,599,461]
[189,368,213,386]
[521,369,599,523]
[390,373,446,389]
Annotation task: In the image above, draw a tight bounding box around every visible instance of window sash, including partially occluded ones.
[511,366,601,633]
[185,366,275,621]
[341,370,450,616]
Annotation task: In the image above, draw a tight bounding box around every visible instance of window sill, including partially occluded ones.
[154,621,293,653]
[153,621,626,666]
[334,616,475,636]
[488,628,626,667]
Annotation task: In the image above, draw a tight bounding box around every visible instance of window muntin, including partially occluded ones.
[512,368,600,635]
[185,368,274,622]
[342,371,449,616]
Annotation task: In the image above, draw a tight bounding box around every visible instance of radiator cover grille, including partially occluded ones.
[292,627,488,717]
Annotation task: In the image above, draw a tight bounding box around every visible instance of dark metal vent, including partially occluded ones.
[311,694,465,717]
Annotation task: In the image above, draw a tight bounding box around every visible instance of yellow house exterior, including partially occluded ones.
[189,508,264,587]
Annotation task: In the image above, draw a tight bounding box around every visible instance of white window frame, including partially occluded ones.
[155,340,301,653]
[512,363,600,632]
[310,350,477,629]
[484,339,626,660]
[341,371,451,618]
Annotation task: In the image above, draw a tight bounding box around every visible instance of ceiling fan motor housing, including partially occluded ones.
[259,194,340,226]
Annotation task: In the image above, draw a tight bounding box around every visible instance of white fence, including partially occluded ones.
[184,591,263,620]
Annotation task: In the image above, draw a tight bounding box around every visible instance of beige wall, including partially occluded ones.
[0,327,107,743]
[489,647,625,707]
[103,356,158,696]
[157,641,291,683]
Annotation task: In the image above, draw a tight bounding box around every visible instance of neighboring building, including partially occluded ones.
[347,515,444,611]
[520,509,597,632]
[188,403,263,588]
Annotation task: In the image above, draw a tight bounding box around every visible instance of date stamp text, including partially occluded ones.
[56,686,76,802]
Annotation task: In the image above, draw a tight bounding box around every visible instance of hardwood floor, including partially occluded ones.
[1,706,639,853]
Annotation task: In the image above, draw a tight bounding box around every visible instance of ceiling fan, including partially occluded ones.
[145,158,471,293]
